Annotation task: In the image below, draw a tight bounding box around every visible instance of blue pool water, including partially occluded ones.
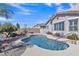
[22,35,69,50]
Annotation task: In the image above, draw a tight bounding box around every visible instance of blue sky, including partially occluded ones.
[0,3,77,28]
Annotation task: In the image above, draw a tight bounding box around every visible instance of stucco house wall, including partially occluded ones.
[52,16,79,35]
[45,9,79,36]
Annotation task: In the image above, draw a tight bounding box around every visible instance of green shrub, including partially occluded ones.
[46,32,53,35]
[67,33,79,40]
[54,33,60,37]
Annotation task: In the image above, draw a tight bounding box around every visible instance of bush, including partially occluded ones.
[67,33,79,40]
[54,33,60,37]
[0,22,17,33]
[46,32,53,35]
[9,33,18,37]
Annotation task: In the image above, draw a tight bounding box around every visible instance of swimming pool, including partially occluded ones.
[22,35,69,50]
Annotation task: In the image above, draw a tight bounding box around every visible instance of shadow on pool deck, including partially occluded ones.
[0,46,27,56]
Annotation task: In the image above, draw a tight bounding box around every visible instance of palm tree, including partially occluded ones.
[0,9,14,19]
[0,5,15,36]
[0,3,14,19]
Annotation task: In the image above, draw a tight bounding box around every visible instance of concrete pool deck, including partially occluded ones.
[46,34,69,41]
[22,44,79,56]
[22,34,79,56]
[0,34,79,56]
[0,43,79,56]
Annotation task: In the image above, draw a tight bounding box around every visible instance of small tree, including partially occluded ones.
[16,22,20,29]
[1,22,17,34]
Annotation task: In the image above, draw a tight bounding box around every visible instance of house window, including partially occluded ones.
[69,19,78,31]
[54,21,64,31]
[54,24,56,30]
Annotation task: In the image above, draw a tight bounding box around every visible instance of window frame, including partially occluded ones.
[69,19,78,31]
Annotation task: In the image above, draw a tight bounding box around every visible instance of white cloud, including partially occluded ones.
[44,3,52,7]
[55,3,78,12]
[45,3,65,12]
[55,3,67,12]
[69,3,74,8]
[8,3,30,12]
[44,3,66,13]
[69,3,79,8]
[55,3,62,6]
[8,3,37,16]
[45,3,62,7]
[56,3,79,12]
[7,3,34,16]
[16,11,31,15]
[0,17,16,22]
[22,3,39,6]
[57,6,67,12]
[0,17,6,21]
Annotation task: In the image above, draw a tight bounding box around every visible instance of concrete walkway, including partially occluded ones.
[22,44,79,56]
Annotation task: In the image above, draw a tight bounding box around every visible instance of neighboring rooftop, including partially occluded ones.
[33,23,46,28]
